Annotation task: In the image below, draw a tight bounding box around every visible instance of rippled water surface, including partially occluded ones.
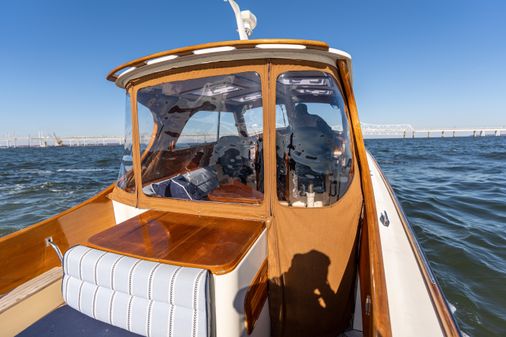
[366,137,506,337]
[0,138,505,336]
[0,146,123,236]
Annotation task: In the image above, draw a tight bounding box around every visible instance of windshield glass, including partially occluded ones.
[276,71,353,207]
[137,72,264,204]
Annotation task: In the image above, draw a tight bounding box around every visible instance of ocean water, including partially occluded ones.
[366,137,506,337]
[0,146,123,236]
[0,138,505,336]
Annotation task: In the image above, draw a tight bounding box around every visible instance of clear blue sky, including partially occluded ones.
[1,0,505,136]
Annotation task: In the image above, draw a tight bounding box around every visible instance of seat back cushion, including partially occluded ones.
[62,245,210,337]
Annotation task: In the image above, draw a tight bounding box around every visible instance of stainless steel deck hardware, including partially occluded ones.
[380,211,390,227]
[45,236,63,264]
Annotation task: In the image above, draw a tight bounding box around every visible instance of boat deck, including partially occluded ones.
[19,304,363,337]
[17,305,139,337]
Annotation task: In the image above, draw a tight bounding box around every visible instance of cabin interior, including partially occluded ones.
[0,44,378,337]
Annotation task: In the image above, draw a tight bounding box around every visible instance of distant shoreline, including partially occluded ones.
[0,143,123,149]
[1,133,504,149]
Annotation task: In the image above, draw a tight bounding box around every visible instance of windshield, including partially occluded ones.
[276,71,353,207]
[136,72,264,204]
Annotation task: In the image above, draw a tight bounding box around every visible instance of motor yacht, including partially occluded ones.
[0,2,461,337]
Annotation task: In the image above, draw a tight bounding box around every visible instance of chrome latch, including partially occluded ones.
[380,211,390,227]
[45,237,63,264]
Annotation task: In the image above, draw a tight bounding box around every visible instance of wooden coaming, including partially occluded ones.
[0,268,63,336]
[0,267,62,314]
[337,60,392,337]
[87,210,265,275]
[0,185,116,294]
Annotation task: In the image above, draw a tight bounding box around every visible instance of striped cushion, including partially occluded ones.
[62,245,210,337]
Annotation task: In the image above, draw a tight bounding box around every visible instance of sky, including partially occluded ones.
[0,0,505,136]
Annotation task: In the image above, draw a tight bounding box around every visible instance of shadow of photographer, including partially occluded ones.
[269,249,356,337]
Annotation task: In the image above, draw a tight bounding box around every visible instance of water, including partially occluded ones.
[0,138,505,336]
[0,146,123,236]
[366,137,506,337]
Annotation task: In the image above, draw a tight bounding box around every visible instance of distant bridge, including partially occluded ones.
[360,123,506,138]
[0,133,124,148]
[1,124,505,148]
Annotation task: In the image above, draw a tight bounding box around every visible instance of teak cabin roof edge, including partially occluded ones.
[107,39,353,88]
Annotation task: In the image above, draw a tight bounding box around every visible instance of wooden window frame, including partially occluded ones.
[268,63,357,210]
[129,62,272,220]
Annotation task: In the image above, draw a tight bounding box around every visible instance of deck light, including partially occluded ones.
[328,48,352,60]
[193,46,236,55]
[255,44,306,50]
[146,54,178,65]
[117,67,136,78]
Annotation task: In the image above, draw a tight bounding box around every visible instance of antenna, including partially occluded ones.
[226,0,257,40]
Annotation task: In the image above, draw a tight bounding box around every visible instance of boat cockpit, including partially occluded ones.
[99,44,366,337]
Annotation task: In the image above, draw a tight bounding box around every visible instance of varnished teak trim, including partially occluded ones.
[244,259,268,334]
[0,279,63,337]
[338,60,392,337]
[131,64,271,220]
[0,185,116,294]
[0,267,62,314]
[107,39,329,82]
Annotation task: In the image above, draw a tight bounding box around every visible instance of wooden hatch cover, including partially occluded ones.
[86,210,264,275]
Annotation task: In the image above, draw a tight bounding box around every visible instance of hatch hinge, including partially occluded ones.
[365,295,372,316]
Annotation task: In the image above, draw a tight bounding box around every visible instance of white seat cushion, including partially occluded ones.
[62,245,210,337]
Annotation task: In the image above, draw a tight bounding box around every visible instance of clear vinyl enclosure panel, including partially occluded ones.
[137,72,264,203]
[276,71,353,207]
[117,93,135,192]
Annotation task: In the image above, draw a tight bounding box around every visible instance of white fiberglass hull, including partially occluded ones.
[367,151,457,337]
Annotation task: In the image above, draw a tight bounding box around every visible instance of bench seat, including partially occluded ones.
[62,245,209,337]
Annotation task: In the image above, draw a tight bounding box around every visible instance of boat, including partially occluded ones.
[0,2,461,336]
